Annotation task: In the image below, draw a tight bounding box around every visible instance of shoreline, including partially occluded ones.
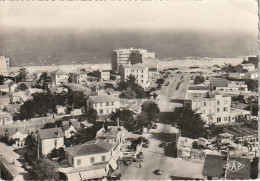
[9,57,244,74]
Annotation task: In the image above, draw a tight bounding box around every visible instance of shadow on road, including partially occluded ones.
[151,132,177,142]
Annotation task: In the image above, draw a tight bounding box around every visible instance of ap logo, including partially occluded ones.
[223,160,245,172]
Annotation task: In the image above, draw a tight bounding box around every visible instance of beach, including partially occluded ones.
[9,57,243,74]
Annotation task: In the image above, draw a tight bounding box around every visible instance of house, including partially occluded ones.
[148,68,159,77]
[69,72,88,84]
[56,87,69,94]
[4,79,14,85]
[245,71,258,80]
[8,82,18,92]
[4,104,21,116]
[217,133,233,145]
[10,91,27,104]
[202,155,251,180]
[5,128,29,147]
[119,63,150,88]
[86,75,101,85]
[37,127,65,156]
[86,88,120,116]
[0,111,13,125]
[59,139,117,180]
[70,108,82,116]
[236,63,255,73]
[0,84,9,95]
[56,105,67,115]
[96,125,126,154]
[228,72,246,80]
[51,69,69,86]
[0,95,10,106]
[177,136,195,159]
[125,102,142,115]
[80,120,93,128]
[61,120,81,138]
[92,70,110,82]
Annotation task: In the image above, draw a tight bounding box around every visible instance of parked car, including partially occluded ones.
[154,169,162,175]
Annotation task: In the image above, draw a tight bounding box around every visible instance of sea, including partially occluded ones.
[0,28,258,67]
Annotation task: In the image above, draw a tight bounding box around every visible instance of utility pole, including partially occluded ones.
[224,146,229,180]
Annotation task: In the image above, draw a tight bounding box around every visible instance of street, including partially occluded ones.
[120,123,204,180]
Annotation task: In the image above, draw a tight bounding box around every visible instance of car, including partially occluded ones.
[154,169,162,175]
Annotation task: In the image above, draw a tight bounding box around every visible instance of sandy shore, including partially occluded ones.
[9,57,243,74]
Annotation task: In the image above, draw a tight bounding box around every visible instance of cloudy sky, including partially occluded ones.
[0,0,258,33]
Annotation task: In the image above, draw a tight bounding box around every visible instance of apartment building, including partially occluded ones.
[111,48,155,72]
[119,63,150,88]
[210,79,250,94]
[86,91,120,116]
[0,56,10,76]
[236,63,255,73]
[51,69,69,86]
[69,72,88,84]
[92,70,110,82]
[59,139,118,180]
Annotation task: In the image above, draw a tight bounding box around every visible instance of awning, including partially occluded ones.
[66,172,81,181]
[80,168,107,180]
[109,159,118,170]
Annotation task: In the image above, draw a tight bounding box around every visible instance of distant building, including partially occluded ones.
[177,136,194,159]
[0,95,10,106]
[56,105,67,115]
[184,93,248,125]
[4,104,21,116]
[96,125,126,155]
[33,70,43,80]
[236,63,255,73]
[87,75,101,85]
[0,111,13,125]
[119,63,150,88]
[111,48,155,72]
[0,56,10,76]
[61,120,81,138]
[86,88,120,116]
[245,71,258,80]
[8,82,18,92]
[217,133,233,145]
[69,72,88,84]
[37,127,65,156]
[0,85,9,95]
[210,79,249,94]
[202,155,251,180]
[92,70,110,82]
[59,139,117,180]
[228,72,247,80]
[51,69,69,86]
[5,128,29,147]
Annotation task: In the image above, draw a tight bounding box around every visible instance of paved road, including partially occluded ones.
[158,73,190,112]
[120,123,204,180]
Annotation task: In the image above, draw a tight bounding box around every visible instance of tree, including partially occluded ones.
[38,72,52,90]
[119,87,136,99]
[207,124,224,138]
[141,101,160,122]
[232,95,245,103]
[245,80,258,92]
[176,109,206,139]
[222,64,236,73]
[109,109,135,127]
[194,76,205,85]
[16,68,28,82]
[17,83,28,91]
[30,159,58,180]
[86,108,98,122]
[129,112,152,133]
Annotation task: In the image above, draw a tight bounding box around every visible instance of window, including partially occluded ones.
[77,159,81,165]
[141,80,143,83]
[90,157,95,163]
[141,75,143,78]
[102,156,106,162]
[217,108,220,112]
[217,101,220,105]
[95,103,97,108]
[217,117,221,123]
[89,102,92,106]
[141,70,143,73]
[224,100,228,104]
[223,107,228,112]
[224,117,227,121]
[106,102,109,106]
[204,102,206,106]
[99,109,103,114]
[111,102,114,106]
[54,139,57,147]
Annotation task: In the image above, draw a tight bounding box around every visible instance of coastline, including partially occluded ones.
[9,57,243,74]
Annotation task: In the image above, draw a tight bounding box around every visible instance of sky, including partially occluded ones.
[0,0,258,33]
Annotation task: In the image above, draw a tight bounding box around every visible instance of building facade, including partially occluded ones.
[111,48,155,72]
[92,70,110,82]
[51,69,69,86]
[119,63,150,88]
[0,56,10,76]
